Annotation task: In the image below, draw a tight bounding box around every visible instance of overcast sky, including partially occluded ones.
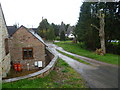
[0,0,83,28]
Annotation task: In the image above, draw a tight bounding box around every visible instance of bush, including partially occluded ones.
[55,36,60,40]
[106,42,120,55]
[95,48,104,55]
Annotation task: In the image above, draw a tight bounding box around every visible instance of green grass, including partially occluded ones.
[54,41,119,65]
[2,58,87,88]
[57,49,91,65]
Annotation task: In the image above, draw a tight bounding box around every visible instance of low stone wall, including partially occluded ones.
[2,47,58,83]
[2,53,11,78]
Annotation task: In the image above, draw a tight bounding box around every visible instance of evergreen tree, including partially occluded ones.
[46,26,55,41]
[60,31,66,41]
[51,23,59,37]
[38,18,49,38]
[59,22,66,35]
[75,2,99,50]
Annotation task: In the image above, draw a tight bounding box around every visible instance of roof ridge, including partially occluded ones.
[0,3,7,27]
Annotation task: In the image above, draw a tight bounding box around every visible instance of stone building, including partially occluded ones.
[8,26,47,70]
[0,3,48,78]
[0,4,11,78]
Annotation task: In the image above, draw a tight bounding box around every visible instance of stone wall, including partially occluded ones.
[0,4,11,78]
[2,53,11,77]
[3,48,58,83]
[9,27,46,70]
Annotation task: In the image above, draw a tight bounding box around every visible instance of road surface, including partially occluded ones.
[47,43,119,88]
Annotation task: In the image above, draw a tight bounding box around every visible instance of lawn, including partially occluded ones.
[57,49,90,65]
[2,58,87,88]
[54,41,119,65]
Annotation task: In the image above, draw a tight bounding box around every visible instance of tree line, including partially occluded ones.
[37,2,120,55]
[37,19,72,41]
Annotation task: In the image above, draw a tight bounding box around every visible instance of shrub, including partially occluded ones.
[95,48,104,55]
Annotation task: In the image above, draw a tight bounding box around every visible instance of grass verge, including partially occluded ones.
[2,58,87,88]
[54,41,119,65]
[57,49,90,65]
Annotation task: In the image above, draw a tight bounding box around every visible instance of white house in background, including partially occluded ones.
[68,33,75,39]
[0,3,11,78]
[66,26,75,39]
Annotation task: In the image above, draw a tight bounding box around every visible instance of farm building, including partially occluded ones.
[8,26,47,70]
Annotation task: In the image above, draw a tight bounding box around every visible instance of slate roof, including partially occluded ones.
[7,26,38,36]
[32,28,38,32]
[7,26,17,36]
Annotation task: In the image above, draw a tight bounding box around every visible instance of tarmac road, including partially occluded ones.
[47,43,119,88]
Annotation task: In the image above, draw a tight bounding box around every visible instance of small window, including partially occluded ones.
[23,48,33,59]
[5,38,9,55]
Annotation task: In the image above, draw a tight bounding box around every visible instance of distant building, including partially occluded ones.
[68,34,75,39]
[8,26,47,70]
[0,4,11,78]
[66,26,75,39]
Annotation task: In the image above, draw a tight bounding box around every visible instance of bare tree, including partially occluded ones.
[91,10,106,54]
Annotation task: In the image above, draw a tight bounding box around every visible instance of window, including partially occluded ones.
[23,48,33,59]
[5,38,9,55]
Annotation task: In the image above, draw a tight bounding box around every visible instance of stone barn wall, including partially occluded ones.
[0,4,11,78]
[9,27,46,70]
